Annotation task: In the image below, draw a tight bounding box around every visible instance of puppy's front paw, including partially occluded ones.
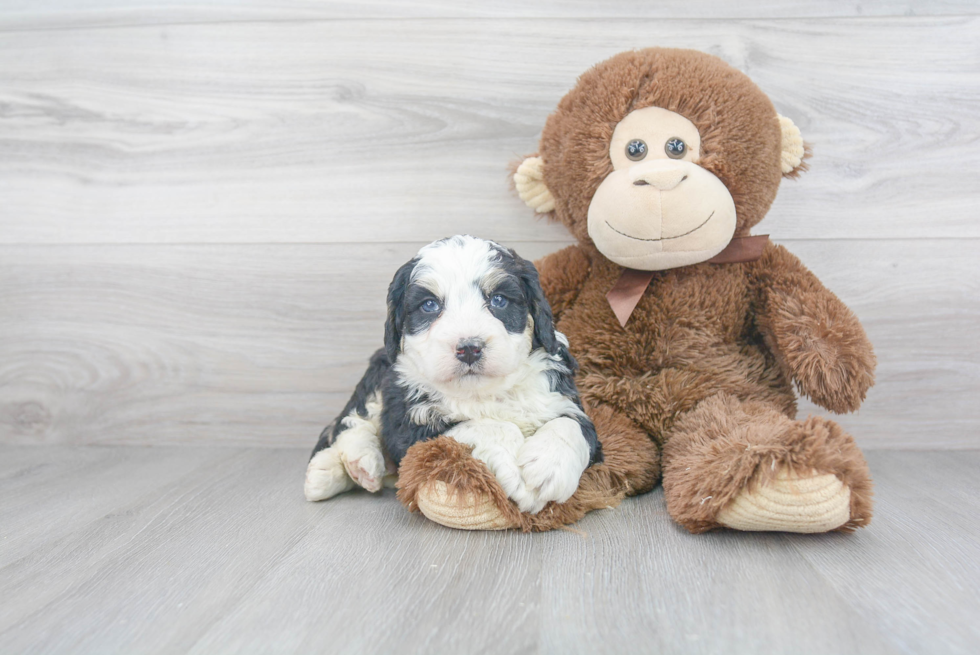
[446,419,535,512]
[305,447,355,501]
[517,417,590,513]
[480,451,535,512]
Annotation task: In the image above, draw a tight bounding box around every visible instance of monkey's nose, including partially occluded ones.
[455,338,484,365]
[631,167,688,191]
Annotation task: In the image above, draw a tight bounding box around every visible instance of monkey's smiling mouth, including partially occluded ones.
[605,211,715,242]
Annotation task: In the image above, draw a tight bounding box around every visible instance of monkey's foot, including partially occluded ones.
[716,467,851,533]
[396,436,521,531]
[397,436,626,532]
[415,481,515,530]
[662,394,873,533]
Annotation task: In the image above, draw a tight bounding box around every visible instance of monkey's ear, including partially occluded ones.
[778,115,810,179]
[513,156,556,213]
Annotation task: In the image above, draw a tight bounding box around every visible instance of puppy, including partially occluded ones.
[304,235,602,513]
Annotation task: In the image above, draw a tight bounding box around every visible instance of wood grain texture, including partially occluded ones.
[0,9,976,452]
[1,6,975,652]
[2,0,977,29]
[1,239,976,449]
[0,17,977,244]
[1,446,977,654]
[789,451,980,654]
[0,446,230,569]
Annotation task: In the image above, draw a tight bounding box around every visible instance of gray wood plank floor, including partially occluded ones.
[2,446,977,654]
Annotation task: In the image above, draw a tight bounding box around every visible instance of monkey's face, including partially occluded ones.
[514,49,809,269]
[586,107,737,271]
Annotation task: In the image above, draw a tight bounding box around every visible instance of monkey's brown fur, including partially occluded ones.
[398,48,876,533]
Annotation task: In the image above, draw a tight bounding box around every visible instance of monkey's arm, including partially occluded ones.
[534,245,591,322]
[753,243,876,413]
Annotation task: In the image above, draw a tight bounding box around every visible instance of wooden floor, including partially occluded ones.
[1,446,977,655]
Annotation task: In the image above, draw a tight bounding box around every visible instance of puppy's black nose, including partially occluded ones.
[455,338,484,365]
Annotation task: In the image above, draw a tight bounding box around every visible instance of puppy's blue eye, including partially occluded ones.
[421,299,440,313]
[490,294,508,308]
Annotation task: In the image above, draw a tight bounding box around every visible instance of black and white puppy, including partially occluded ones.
[304,235,602,513]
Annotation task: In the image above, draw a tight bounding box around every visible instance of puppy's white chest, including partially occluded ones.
[450,396,544,437]
[421,376,580,438]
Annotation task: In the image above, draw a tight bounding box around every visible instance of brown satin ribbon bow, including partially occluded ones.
[606,235,770,328]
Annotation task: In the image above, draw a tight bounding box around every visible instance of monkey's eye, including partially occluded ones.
[420,299,441,313]
[665,138,686,159]
[490,294,508,309]
[625,139,647,161]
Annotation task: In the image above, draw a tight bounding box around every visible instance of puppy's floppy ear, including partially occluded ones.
[384,258,416,362]
[514,252,558,355]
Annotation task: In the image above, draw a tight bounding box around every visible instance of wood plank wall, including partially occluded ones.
[1,2,978,448]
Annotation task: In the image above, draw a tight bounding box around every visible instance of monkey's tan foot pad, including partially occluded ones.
[716,467,851,533]
[415,481,518,531]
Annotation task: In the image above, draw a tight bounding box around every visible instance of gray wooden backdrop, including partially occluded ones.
[1,2,978,449]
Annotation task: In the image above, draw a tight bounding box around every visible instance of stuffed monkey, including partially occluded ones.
[397,48,875,533]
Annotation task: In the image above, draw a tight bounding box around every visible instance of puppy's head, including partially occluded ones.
[385,235,557,390]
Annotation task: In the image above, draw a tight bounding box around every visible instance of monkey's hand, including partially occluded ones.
[756,245,876,414]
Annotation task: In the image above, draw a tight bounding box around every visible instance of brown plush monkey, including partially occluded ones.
[397,48,875,533]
